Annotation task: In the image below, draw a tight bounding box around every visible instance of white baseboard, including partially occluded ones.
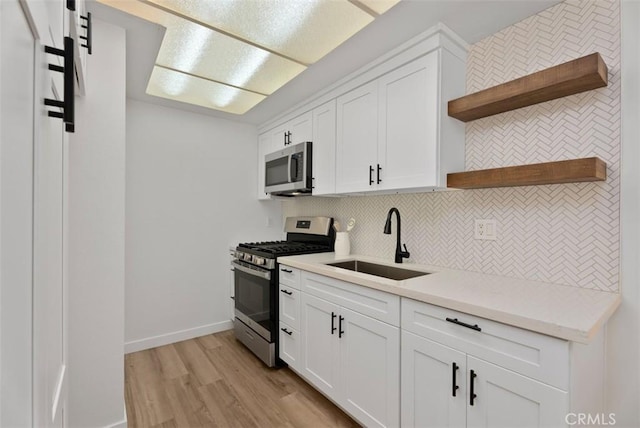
[124,320,233,354]
[104,407,127,428]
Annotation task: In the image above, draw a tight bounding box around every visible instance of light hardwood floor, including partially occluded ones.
[125,329,360,428]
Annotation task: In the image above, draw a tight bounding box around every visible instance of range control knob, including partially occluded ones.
[254,257,265,266]
[243,253,252,261]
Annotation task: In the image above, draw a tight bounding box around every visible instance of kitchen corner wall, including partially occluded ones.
[283,0,621,293]
[125,99,283,353]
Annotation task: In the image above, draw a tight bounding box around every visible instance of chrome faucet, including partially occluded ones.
[383,207,410,263]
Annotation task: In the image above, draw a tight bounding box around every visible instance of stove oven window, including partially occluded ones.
[234,267,273,339]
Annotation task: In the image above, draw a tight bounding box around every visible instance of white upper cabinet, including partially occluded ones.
[271,111,313,149]
[312,100,337,195]
[257,25,468,199]
[377,53,439,190]
[289,111,313,145]
[336,49,465,194]
[259,111,313,199]
[335,81,379,193]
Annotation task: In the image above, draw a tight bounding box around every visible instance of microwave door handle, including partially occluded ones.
[287,155,292,183]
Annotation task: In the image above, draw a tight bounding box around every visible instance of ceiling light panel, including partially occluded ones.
[147,66,266,114]
[98,0,402,114]
[158,22,306,95]
[147,0,377,64]
[357,0,402,15]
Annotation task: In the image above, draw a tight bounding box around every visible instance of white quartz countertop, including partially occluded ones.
[277,253,621,344]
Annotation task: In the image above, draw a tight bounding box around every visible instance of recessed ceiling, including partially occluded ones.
[96,0,401,114]
[88,0,562,125]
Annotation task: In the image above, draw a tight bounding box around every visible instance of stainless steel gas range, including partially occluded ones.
[231,216,335,367]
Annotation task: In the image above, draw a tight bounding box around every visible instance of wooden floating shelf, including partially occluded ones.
[447,157,606,189]
[448,53,608,122]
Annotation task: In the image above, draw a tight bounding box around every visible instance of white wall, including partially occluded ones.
[67,19,126,428]
[125,99,282,353]
[606,2,640,427]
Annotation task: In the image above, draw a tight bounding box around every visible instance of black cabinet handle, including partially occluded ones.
[331,312,337,334]
[281,268,293,273]
[470,369,477,406]
[377,164,382,184]
[452,362,459,397]
[281,327,293,336]
[80,13,92,55]
[66,0,75,11]
[280,289,292,295]
[338,315,345,338]
[287,131,292,145]
[369,165,374,185]
[44,37,74,133]
[446,317,481,332]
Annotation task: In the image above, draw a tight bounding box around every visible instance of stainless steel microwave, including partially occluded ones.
[264,141,312,196]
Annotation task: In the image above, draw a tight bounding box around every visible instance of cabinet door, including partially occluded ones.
[336,81,378,193]
[271,123,289,148]
[279,322,300,370]
[289,111,313,145]
[378,52,439,191]
[257,132,272,200]
[300,293,341,399]
[279,286,300,330]
[466,356,568,428]
[311,100,336,195]
[339,307,400,428]
[401,331,467,428]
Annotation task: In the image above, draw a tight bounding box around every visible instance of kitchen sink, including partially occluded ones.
[326,260,430,281]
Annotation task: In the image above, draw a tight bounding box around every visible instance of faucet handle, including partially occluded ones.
[402,244,410,258]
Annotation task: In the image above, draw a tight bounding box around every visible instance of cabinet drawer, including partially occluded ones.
[279,286,300,330]
[302,272,400,326]
[279,322,300,370]
[401,298,569,390]
[279,265,301,289]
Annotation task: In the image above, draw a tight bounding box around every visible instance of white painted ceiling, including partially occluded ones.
[88,0,562,125]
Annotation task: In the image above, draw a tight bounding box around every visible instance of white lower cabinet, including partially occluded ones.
[301,292,400,428]
[281,269,603,428]
[278,265,302,370]
[300,293,341,397]
[401,331,567,428]
[401,331,467,428]
[465,356,567,428]
[279,321,300,369]
[339,306,400,428]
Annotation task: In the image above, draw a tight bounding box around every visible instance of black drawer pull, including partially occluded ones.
[452,362,459,397]
[369,165,374,185]
[281,268,293,273]
[281,327,293,336]
[470,369,477,406]
[280,289,293,295]
[338,315,344,338]
[446,317,481,332]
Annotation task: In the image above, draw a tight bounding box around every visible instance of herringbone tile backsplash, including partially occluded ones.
[282,0,620,292]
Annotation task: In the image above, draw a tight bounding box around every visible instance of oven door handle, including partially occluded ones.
[231,261,271,281]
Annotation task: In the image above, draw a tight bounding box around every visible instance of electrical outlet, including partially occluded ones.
[474,219,497,240]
